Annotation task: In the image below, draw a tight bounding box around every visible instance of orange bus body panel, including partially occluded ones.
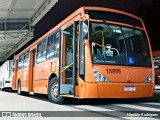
[93,66,152,83]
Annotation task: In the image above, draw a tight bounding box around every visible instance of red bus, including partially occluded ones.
[12,7,154,104]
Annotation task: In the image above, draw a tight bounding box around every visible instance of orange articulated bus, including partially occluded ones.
[12,6,154,104]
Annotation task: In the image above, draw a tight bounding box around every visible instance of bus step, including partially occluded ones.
[60,94,79,98]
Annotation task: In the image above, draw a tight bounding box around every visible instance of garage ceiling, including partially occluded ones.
[0,0,58,62]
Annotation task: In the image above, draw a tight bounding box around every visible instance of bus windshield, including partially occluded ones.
[90,21,151,67]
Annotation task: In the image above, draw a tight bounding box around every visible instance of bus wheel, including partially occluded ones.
[48,78,65,104]
[18,81,22,95]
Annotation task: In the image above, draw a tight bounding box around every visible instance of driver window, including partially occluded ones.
[90,22,120,58]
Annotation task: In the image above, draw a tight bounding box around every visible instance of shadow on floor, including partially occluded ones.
[2,89,160,105]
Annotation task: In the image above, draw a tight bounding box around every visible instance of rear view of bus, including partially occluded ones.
[80,7,154,99]
[0,60,13,91]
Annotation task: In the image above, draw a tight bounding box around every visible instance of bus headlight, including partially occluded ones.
[93,69,110,82]
[145,73,152,83]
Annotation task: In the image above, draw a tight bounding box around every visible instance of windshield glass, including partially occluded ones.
[90,22,151,67]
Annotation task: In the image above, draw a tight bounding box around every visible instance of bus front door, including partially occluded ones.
[59,22,78,96]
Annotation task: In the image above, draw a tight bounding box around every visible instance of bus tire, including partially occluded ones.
[48,78,65,104]
[18,81,22,95]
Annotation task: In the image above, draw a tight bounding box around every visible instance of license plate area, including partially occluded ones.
[124,86,136,91]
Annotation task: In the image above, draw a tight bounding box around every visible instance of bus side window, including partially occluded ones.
[12,60,15,72]
[18,54,24,69]
[23,52,29,68]
[36,39,47,64]
[46,31,60,60]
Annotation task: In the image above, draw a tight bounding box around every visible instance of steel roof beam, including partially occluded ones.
[2,34,33,61]
[0,0,58,61]
[0,20,29,23]
[0,22,29,31]
[5,0,16,21]
[0,41,19,43]
[0,9,35,12]
[0,30,28,34]
[4,0,16,38]
[31,0,58,26]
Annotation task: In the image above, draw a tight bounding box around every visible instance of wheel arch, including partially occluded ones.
[48,73,57,83]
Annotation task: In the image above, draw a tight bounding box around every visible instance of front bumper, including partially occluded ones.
[84,82,154,98]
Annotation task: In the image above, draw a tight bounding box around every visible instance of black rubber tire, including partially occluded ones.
[48,77,65,104]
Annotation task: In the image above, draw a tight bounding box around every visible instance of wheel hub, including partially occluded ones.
[51,83,59,99]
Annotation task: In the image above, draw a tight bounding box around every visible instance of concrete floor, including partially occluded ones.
[0,90,160,120]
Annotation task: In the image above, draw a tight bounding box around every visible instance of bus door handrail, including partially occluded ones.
[61,62,73,73]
